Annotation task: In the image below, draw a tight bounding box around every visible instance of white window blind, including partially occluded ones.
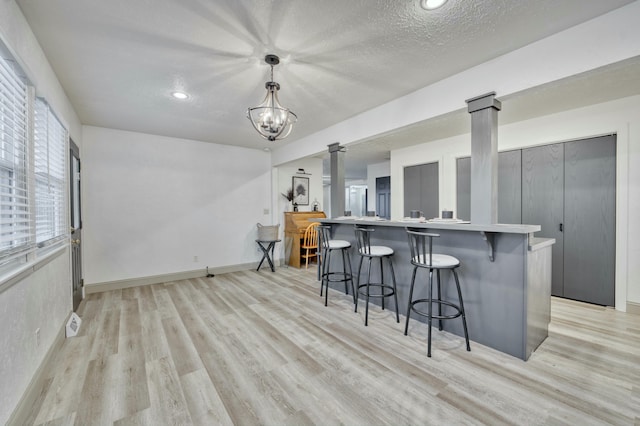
[34,98,67,245]
[0,54,31,263]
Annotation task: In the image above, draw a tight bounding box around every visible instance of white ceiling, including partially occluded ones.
[16,0,638,176]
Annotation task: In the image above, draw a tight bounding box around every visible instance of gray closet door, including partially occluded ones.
[456,157,471,221]
[563,135,616,306]
[404,164,421,217]
[498,150,522,224]
[404,162,439,218]
[421,162,439,219]
[522,143,565,297]
[456,151,521,223]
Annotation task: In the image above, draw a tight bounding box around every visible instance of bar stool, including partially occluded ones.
[354,225,399,326]
[318,225,355,307]
[405,228,470,357]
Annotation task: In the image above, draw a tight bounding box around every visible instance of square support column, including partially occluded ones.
[466,92,502,224]
[328,142,345,218]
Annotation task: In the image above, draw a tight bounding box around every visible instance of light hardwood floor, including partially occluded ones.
[25,267,640,425]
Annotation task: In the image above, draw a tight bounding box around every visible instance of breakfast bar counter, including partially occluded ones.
[317,218,554,360]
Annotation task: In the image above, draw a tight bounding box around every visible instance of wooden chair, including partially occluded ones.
[301,222,320,268]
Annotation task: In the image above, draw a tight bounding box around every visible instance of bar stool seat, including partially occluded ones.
[412,253,459,268]
[354,225,399,326]
[364,246,394,257]
[318,225,355,307]
[405,228,470,357]
[328,239,351,249]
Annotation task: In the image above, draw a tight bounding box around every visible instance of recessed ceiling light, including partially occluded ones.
[171,91,189,100]
[421,0,447,10]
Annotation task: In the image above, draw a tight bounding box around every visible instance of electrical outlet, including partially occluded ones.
[193,255,198,263]
[263,208,269,215]
[35,328,40,347]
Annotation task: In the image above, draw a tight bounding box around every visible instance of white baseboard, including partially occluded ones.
[84,262,259,294]
[7,314,68,426]
[627,301,640,315]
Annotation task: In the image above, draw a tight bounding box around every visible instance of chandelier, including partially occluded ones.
[247,54,297,141]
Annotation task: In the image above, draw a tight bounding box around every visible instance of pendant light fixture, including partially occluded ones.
[247,54,297,141]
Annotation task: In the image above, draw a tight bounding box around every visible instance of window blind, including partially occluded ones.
[34,98,67,245]
[0,54,32,263]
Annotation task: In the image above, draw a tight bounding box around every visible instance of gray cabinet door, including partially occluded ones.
[522,143,565,297]
[456,157,471,221]
[404,162,439,218]
[563,135,616,306]
[404,164,421,217]
[498,150,522,225]
[456,151,521,223]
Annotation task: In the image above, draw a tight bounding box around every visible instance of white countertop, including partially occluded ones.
[317,217,540,234]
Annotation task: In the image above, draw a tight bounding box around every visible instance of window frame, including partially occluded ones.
[0,47,69,286]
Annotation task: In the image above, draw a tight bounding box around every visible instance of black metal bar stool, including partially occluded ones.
[405,228,470,357]
[318,225,355,307]
[354,225,399,326]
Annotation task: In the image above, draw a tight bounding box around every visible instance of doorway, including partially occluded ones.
[70,139,83,311]
[376,176,391,219]
[522,135,616,306]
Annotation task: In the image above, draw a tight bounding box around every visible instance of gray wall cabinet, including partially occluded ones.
[456,135,616,306]
[404,162,439,219]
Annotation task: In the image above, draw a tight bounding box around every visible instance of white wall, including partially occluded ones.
[82,126,272,285]
[276,158,323,215]
[0,251,70,425]
[274,157,323,261]
[391,94,640,309]
[366,161,391,212]
[0,2,80,423]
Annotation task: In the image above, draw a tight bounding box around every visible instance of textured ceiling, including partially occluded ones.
[17,0,631,148]
[16,0,636,159]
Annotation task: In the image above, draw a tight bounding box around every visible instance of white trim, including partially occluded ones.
[84,262,262,294]
[627,302,640,316]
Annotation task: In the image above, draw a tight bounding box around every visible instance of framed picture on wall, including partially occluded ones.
[292,176,309,205]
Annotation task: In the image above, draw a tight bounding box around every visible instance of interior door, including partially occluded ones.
[70,139,83,311]
[376,176,391,219]
[522,143,565,297]
[563,135,616,305]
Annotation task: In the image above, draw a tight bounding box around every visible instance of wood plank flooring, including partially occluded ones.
[25,267,640,425]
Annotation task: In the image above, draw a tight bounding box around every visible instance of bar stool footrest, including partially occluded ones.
[322,271,353,283]
[357,283,396,298]
[409,299,463,320]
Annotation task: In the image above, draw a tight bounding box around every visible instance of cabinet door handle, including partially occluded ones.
[559,223,563,232]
